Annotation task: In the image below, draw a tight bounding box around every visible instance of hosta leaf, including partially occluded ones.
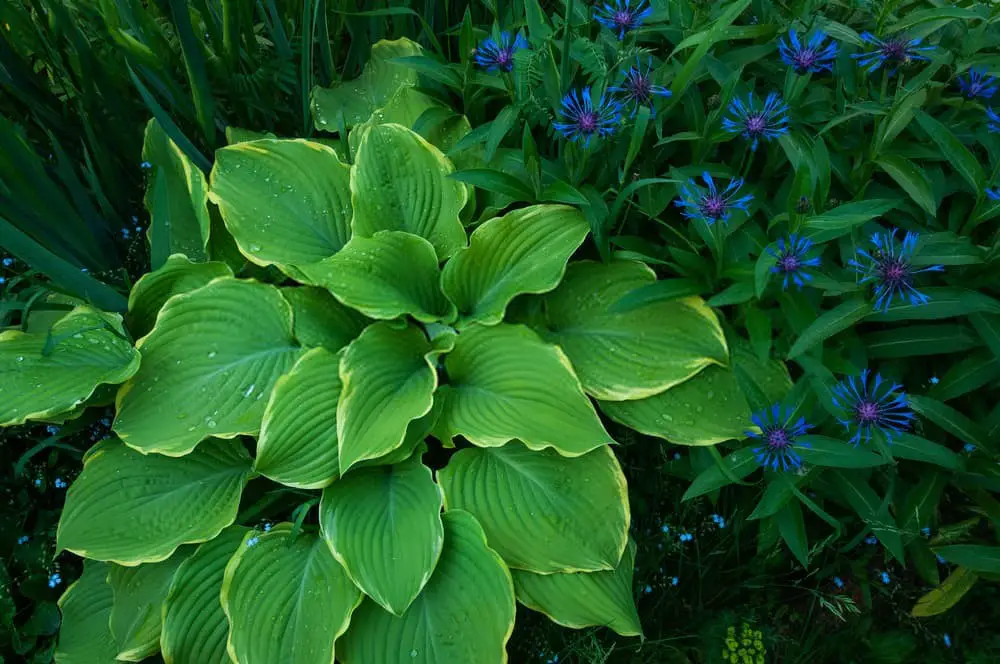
[536,260,728,400]
[320,455,444,615]
[911,566,978,617]
[338,510,515,664]
[0,307,140,426]
[439,442,628,573]
[57,438,251,565]
[311,37,422,130]
[298,231,455,323]
[127,255,233,337]
[338,322,440,473]
[436,324,614,456]
[256,347,342,488]
[209,139,352,268]
[108,549,193,660]
[142,118,211,266]
[932,545,1000,574]
[114,278,301,456]
[221,525,362,664]
[281,286,369,351]
[351,123,468,260]
[348,86,471,156]
[55,561,118,664]
[513,539,641,637]
[600,347,791,446]
[162,527,248,664]
[440,205,590,327]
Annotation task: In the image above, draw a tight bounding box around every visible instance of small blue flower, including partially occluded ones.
[660,524,670,533]
[670,576,679,586]
[45,425,59,435]
[672,451,681,460]
[852,33,934,74]
[553,87,622,146]
[778,30,838,75]
[263,522,272,532]
[957,67,998,99]
[865,534,879,545]
[710,514,727,529]
[943,633,952,648]
[879,571,891,585]
[0,277,6,285]
[675,172,753,226]
[48,573,62,588]
[594,0,652,40]
[987,107,1000,133]
[722,92,789,151]
[246,536,259,548]
[609,58,671,117]
[833,576,845,589]
[831,369,915,445]
[929,376,939,385]
[936,554,947,564]
[1,257,12,267]
[849,229,944,312]
[140,161,152,170]
[17,535,29,545]
[679,533,693,543]
[964,443,977,453]
[768,234,821,290]
[473,32,528,72]
[643,584,653,594]
[746,403,813,472]
[54,478,67,489]
[33,478,42,488]
[121,228,131,239]
[921,527,931,537]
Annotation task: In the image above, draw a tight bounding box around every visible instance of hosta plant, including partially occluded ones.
[2,103,735,660]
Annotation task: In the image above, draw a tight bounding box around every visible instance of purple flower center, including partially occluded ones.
[745,113,767,135]
[855,401,880,423]
[614,10,633,28]
[629,74,651,100]
[496,50,513,70]
[877,258,909,284]
[778,254,801,272]
[880,39,908,61]
[767,427,791,449]
[793,49,817,72]
[577,111,599,134]
[700,195,726,219]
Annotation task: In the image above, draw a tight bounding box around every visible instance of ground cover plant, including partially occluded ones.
[2,0,1000,663]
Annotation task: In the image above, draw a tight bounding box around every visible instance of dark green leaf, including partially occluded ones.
[787,298,872,359]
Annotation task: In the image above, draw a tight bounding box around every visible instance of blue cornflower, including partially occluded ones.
[594,0,652,40]
[609,58,671,117]
[553,87,622,146]
[833,576,845,589]
[17,535,29,545]
[768,234,821,290]
[964,443,977,453]
[48,573,62,588]
[943,634,952,648]
[987,107,1000,133]
[853,33,934,74]
[1,257,12,267]
[675,172,753,225]
[879,571,891,585]
[746,404,813,472]
[473,32,528,72]
[831,369,915,445]
[722,92,789,151]
[957,67,998,99]
[778,30,838,75]
[54,478,67,489]
[670,576,679,586]
[849,229,944,312]
[986,187,1000,200]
